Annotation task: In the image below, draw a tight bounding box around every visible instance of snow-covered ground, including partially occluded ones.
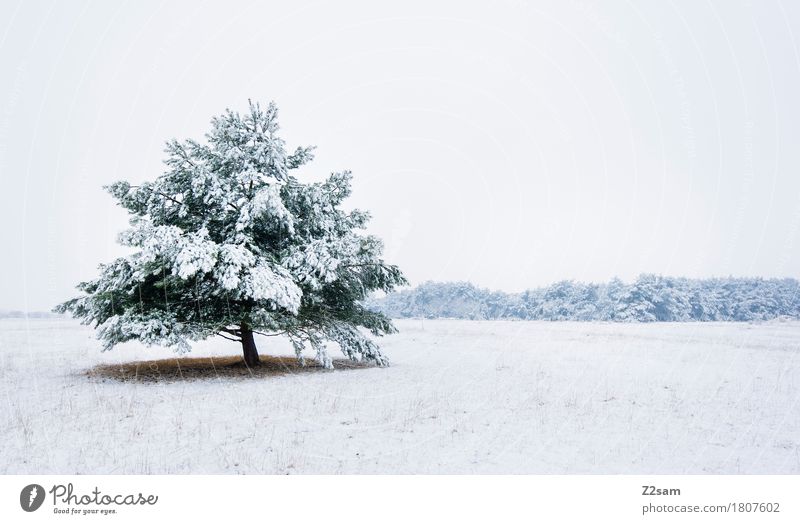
[1,318,799,474]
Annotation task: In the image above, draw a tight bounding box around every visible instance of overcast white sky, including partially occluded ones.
[1,0,800,311]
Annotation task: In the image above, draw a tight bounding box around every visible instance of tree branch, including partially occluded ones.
[216,332,241,342]
[131,186,184,208]
[251,329,287,338]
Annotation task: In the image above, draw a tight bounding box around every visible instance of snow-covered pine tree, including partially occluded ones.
[56,101,406,368]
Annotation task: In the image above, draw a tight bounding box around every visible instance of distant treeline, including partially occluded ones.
[366,276,800,322]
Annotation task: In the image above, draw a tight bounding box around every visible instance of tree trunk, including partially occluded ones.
[240,325,260,367]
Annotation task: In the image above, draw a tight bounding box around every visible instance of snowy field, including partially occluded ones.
[1,318,799,474]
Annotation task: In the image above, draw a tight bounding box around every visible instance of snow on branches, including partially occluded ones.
[56,101,406,366]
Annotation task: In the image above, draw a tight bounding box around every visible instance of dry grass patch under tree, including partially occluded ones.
[87,354,375,383]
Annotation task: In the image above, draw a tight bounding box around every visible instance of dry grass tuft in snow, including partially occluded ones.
[88,355,374,383]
